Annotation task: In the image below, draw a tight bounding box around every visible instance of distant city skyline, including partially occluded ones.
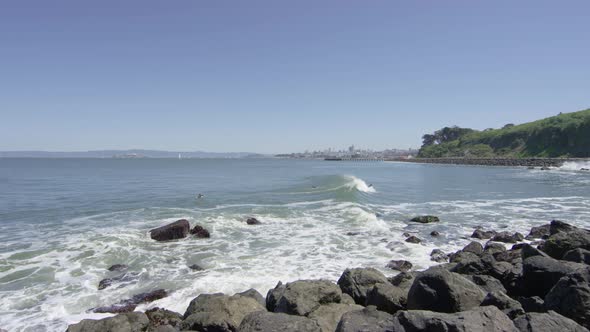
[1,1,589,153]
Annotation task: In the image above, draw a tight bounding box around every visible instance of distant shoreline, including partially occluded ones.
[388,157,588,168]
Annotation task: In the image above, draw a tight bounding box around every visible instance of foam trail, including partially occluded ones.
[560,161,590,171]
[345,175,376,193]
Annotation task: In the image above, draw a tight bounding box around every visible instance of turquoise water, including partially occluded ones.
[1,158,589,331]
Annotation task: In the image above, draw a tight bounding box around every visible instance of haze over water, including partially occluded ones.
[1,158,590,331]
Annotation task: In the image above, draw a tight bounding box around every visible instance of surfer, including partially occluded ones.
[368,184,373,188]
[197,193,205,199]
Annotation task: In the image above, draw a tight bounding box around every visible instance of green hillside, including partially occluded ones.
[418,109,590,158]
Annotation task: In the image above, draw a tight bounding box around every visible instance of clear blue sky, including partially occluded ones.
[1,1,588,153]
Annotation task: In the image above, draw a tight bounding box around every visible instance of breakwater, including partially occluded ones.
[389,158,587,167]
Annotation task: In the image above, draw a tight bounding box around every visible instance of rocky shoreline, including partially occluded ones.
[65,218,590,332]
[392,157,588,168]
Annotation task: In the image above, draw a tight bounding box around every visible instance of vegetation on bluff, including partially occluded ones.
[418,109,590,158]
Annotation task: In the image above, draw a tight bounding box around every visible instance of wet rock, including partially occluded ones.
[181,293,265,332]
[337,268,389,305]
[405,236,421,244]
[480,291,524,319]
[266,281,286,312]
[526,224,551,240]
[92,289,168,314]
[465,274,507,294]
[107,264,128,272]
[308,303,364,332]
[66,312,149,332]
[386,260,412,272]
[491,231,524,243]
[150,219,190,241]
[410,215,440,223]
[246,217,261,225]
[237,288,266,307]
[463,241,484,255]
[407,268,486,312]
[522,255,582,297]
[516,296,545,313]
[273,279,342,316]
[335,306,397,332]
[545,272,590,329]
[563,248,590,264]
[188,264,204,271]
[97,272,140,290]
[394,306,518,332]
[145,307,183,330]
[549,219,578,234]
[365,283,407,314]
[513,311,589,332]
[402,232,411,238]
[430,249,448,263]
[239,311,321,332]
[190,224,211,238]
[430,230,440,236]
[472,229,497,240]
[345,232,360,236]
[540,221,590,259]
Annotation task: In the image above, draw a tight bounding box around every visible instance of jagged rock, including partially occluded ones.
[386,260,412,272]
[563,248,590,264]
[238,288,266,307]
[337,268,389,305]
[308,303,364,332]
[465,274,507,294]
[181,293,265,331]
[430,231,440,236]
[526,224,551,240]
[188,264,204,271]
[430,249,448,263]
[472,229,497,240]
[480,291,524,319]
[407,268,486,312]
[145,307,183,330]
[513,311,589,332]
[545,272,590,329]
[92,289,168,314]
[549,220,578,234]
[190,224,211,238]
[107,264,128,272]
[394,306,518,332]
[239,311,321,332]
[491,231,524,243]
[246,217,261,225]
[516,296,545,313]
[405,236,422,244]
[66,312,149,332]
[273,279,342,316]
[335,306,397,332]
[540,221,590,259]
[150,219,190,241]
[463,241,484,255]
[522,255,582,297]
[266,281,286,312]
[365,283,407,314]
[410,215,440,223]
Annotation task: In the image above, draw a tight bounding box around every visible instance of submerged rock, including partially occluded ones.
[107,264,128,272]
[92,289,168,314]
[239,311,321,332]
[97,272,140,290]
[337,268,389,305]
[188,264,204,271]
[190,224,211,238]
[150,219,190,241]
[405,236,422,244]
[410,215,440,223]
[246,217,261,225]
[386,260,412,272]
[430,230,440,236]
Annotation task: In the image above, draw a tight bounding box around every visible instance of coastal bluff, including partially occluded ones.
[392,157,586,168]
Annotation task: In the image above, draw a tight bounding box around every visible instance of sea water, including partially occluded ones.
[0,158,589,331]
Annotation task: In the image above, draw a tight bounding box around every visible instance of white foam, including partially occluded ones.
[560,161,590,171]
[344,175,376,193]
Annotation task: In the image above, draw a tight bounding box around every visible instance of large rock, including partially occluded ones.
[308,303,364,332]
[190,224,211,238]
[335,306,397,332]
[480,291,524,319]
[526,224,551,240]
[388,272,416,292]
[430,249,448,263]
[337,268,388,305]
[462,241,484,255]
[410,215,440,223]
[66,312,149,332]
[181,293,266,331]
[386,260,412,272]
[145,307,183,331]
[491,231,524,244]
[544,272,590,329]
[516,296,545,313]
[365,283,407,314]
[92,289,168,314]
[266,281,286,312]
[274,279,342,316]
[238,311,321,332]
[238,288,266,307]
[513,311,589,332]
[472,229,497,240]
[464,274,507,294]
[540,221,590,259]
[522,255,581,297]
[563,248,590,265]
[407,268,486,312]
[149,219,190,241]
[394,306,518,332]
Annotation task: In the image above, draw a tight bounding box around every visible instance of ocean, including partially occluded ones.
[1,158,589,331]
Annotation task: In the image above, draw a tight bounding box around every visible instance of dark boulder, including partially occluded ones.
[145,307,183,330]
[190,224,211,238]
[107,264,128,272]
[365,283,407,314]
[539,221,590,259]
[405,236,422,244]
[430,249,448,263]
[480,291,524,319]
[522,255,582,297]
[66,312,149,332]
[181,293,265,331]
[266,281,286,312]
[516,296,545,313]
[430,230,440,237]
[188,264,204,271]
[394,306,518,332]
[239,311,321,332]
[273,279,342,316]
[92,289,168,314]
[472,229,497,240]
[563,248,590,264]
[337,268,389,305]
[246,217,261,225]
[491,231,524,244]
[308,303,364,332]
[407,268,486,312]
[526,224,551,240]
[463,241,484,255]
[150,219,190,241]
[465,274,507,294]
[410,215,440,223]
[549,220,579,234]
[521,243,549,260]
[545,272,590,329]
[449,251,480,264]
[97,272,140,290]
[513,311,589,332]
[335,306,397,332]
[389,272,416,291]
[386,260,412,272]
[237,288,266,307]
[484,242,507,255]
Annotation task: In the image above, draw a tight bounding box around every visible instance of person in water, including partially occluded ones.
[368,184,373,188]
[197,194,205,199]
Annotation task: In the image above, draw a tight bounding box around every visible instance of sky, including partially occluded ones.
[1,1,589,153]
